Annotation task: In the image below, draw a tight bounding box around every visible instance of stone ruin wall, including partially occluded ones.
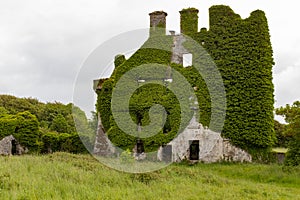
[157,116,252,163]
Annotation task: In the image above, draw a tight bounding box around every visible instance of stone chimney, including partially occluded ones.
[149,11,167,36]
[180,8,199,36]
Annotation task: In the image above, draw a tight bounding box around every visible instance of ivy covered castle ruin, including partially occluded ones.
[94,5,275,162]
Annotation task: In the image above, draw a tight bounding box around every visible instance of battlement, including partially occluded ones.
[149,5,267,37]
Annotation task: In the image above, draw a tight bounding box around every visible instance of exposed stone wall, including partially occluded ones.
[223,140,252,162]
[157,115,252,163]
[0,135,13,155]
[93,113,115,156]
[0,135,26,156]
[171,35,189,65]
[149,11,167,36]
[149,11,167,28]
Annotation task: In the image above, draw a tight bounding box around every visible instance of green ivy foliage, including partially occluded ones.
[114,54,126,68]
[97,5,275,154]
[97,35,179,152]
[191,5,275,150]
[180,8,199,36]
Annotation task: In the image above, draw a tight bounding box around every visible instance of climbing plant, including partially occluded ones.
[180,8,199,36]
[189,5,275,151]
[96,5,275,155]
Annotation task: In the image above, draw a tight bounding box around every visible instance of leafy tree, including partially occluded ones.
[276,101,300,166]
[88,111,98,134]
[0,95,44,117]
[0,113,18,139]
[0,94,92,154]
[14,111,40,152]
[274,120,292,148]
[40,129,60,153]
[50,114,69,133]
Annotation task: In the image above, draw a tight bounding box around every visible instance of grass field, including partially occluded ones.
[0,152,299,200]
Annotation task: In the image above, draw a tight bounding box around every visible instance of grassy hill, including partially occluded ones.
[1,153,299,199]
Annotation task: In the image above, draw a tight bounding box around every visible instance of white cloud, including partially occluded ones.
[0,0,299,116]
[274,63,300,108]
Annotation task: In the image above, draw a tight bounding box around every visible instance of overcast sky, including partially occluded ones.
[0,0,299,119]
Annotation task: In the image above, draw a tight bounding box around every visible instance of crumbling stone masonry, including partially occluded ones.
[157,115,252,163]
[0,135,26,156]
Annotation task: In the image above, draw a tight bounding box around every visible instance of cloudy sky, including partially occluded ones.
[0,0,299,119]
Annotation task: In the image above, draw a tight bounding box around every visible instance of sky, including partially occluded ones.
[0,0,299,120]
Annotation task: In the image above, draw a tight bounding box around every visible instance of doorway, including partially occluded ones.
[162,145,172,162]
[136,139,144,154]
[11,139,17,155]
[189,140,199,160]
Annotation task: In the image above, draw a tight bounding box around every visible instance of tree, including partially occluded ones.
[50,114,69,133]
[274,120,290,148]
[276,101,300,166]
[0,94,92,154]
[14,111,40,152]
[88,111,98,134]
[0,106,9,117]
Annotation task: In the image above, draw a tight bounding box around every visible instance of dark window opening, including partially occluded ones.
[136,139,144,154]
[11,140,17,155]
[189,140,199,160]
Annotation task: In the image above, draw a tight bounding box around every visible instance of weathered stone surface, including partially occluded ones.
[149,11,167,28]
[171,35,189,65]
[132,139,146,161]
[157,115,252,163]
[93,113,115,156]
[149,11,167,36]
[0,135,26,156]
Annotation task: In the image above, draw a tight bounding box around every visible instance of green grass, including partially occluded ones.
[0,153,299,200]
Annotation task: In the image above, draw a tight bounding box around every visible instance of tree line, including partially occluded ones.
[0,95,96,154]
[0,94,299,166]
[275,101,300,166]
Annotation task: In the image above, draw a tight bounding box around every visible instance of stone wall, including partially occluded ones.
[157,115,252,163]
[0,135,26,156]
[149,11,167,36]
[93,113,115,156]
[171,35,189,65]
[149,11,167,28]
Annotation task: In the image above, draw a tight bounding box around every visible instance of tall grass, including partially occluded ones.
[0,153,299,199]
